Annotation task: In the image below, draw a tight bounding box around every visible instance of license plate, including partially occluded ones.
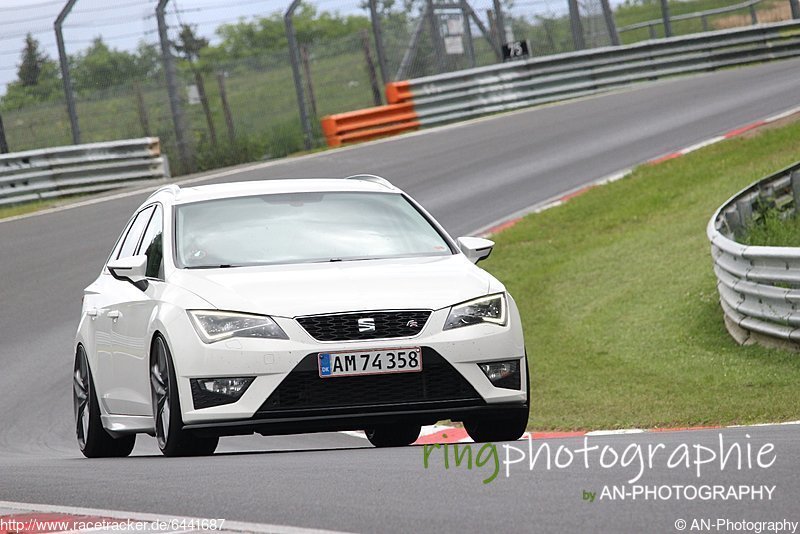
[318,347,422,378]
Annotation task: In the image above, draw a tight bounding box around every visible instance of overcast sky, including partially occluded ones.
[0,0,575,96]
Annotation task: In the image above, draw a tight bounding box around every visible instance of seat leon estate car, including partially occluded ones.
[73,175,529,457]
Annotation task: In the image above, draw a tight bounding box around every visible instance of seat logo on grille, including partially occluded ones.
[406,319,419,328]
[357,318,376,332]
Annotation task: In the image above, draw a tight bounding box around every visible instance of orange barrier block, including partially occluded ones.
[320,101,419,147]
[385,80,413,104]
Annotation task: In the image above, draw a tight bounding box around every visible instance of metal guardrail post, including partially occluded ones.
[660,0,673,37]
[567,0,586,50]
[792,0,800,19]
[54,0,80,145]
[285,0,314,150]
[368,0,389,87]
[156,0,193,173]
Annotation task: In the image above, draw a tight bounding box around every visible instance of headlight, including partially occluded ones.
[188,310,289,343]
[444,293,507,330]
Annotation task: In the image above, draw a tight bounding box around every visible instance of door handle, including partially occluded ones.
[108,310,121,320]
[86,308,98,318]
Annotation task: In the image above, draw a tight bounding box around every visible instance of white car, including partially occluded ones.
[73,175,529,457]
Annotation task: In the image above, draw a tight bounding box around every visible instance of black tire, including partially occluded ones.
[465,359,530,443]
[73,346,136,458]
[150,335,219,457]
[365,424,421,447]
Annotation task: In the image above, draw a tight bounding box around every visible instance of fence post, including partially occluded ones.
[749,4,758,24]
[427,0,447,73]
[285,0,314,150]
[660,0,673,37]
[360,30,383,106]
[368,0,389,86]
[460,0,476,68]
[567,0,586,50]
[396,2,429,80]
[0,113,8,154]
[54,0,80,145]
[600,0,620,46]
[156,0,193,173]
[193,71,217,147]
[300,45,318,119]
[791,0,800,19]
[134,82,151,137]
[464,4,501,59]
[492,0,507,47]
[216,73,235,144]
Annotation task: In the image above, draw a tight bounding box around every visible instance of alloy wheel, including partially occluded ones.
[150,337,171,448]
[73,348,90,450]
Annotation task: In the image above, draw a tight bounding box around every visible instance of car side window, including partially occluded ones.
[136,205,164,280]
[116,206,155,260]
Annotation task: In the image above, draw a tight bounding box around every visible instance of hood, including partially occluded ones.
[168,255,495,317]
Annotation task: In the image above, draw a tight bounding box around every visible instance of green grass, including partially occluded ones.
[0,198,64,219]
[481,118,800,431]
[741,208,800,247]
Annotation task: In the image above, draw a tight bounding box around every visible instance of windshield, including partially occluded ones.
[175,191,453,268]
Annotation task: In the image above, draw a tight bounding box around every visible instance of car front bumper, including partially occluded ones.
[166,302,528,433]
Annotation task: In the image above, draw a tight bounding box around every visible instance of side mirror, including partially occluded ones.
[457,236,494,264]
[107,255,148,285]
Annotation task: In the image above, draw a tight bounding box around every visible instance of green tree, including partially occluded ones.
[213,4,370,60]
[1,34,62,110]
[133,41,163,81]
[71,37,139,93]
[18,33,48,87]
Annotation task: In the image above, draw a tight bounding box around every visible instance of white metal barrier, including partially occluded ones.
[0,137,169,206]
[707,161,800,348]
[389,21,800,127]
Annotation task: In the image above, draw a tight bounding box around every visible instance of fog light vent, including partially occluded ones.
[190,377,254,409]
[478,360,521,390]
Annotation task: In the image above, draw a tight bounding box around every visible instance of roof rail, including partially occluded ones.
[148,183,180,199]
[344,174,394,189]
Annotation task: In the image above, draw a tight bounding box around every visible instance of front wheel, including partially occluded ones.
[73,346,135,458]
[464,408,529,443]
[150,335,218,457]
[365,424,421,447]
[465,359,530,443]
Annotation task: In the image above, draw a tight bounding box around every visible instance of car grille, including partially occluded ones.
[296,310,431,342]
[256,349,481,415]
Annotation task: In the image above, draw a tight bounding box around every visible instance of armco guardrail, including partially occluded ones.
[321,20,800,147]
[618,0,762,37]
[707,161,800,349]
[0,138,169,206]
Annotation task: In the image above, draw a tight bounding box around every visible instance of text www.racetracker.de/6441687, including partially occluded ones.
[0,518,227,532]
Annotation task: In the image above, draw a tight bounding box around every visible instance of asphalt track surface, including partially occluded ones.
[2,59,800,533]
